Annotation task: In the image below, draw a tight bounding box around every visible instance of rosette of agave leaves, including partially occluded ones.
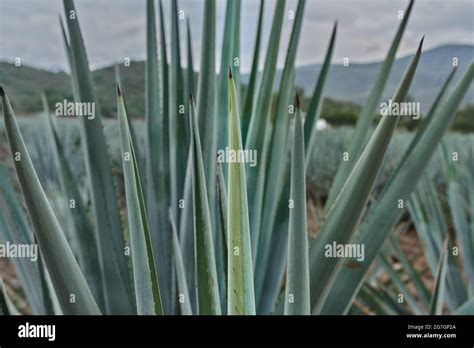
[0,0,473,315]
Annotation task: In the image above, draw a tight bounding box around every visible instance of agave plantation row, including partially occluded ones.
[0,0,473,315]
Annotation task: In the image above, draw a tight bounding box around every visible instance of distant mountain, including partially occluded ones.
[285,44,474,112]
[0,44,472,116]
[0,60,145,117]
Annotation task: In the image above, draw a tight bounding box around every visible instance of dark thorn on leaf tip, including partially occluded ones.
[416,36,425,54]
[189,93,194,102]
[295,93,300,109]
[419,35,425,47]
[117,83,122,97]
[0,86,4,96]
[229,66,233,79]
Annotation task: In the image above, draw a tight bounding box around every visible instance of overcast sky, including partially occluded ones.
[0,0,472,72]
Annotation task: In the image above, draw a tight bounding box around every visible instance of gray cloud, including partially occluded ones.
[0,0,472,72]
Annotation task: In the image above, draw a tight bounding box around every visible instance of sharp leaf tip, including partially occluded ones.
[295,93,301,109]
[418,35,425,51]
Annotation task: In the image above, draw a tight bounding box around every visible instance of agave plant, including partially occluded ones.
[0,0,473,316]
[359,143,474,315]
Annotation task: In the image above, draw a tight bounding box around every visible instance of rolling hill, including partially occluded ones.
[0,44,472,117]
[286,44,473,112]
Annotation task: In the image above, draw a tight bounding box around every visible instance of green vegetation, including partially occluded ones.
[0,0,473,316]
[2,60,471,132]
